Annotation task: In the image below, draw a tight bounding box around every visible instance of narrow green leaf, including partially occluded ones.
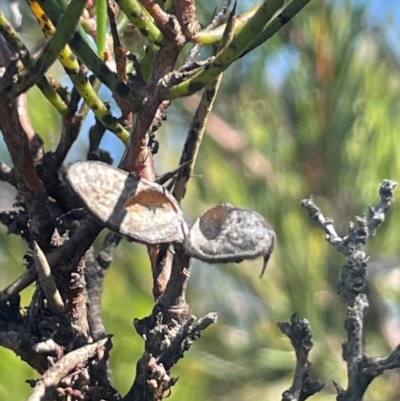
[96,0,108,57]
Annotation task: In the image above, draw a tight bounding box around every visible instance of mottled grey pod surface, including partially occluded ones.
[67,161,188,245]
[184,203,275,276]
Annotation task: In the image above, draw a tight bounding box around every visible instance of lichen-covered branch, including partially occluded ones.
[86,232,122,340]
[172,68,222,202]
[301,180,397,305]
[0,97,54,245]
[279,314,325,401]
[124,245,217,401]
[33,241,65,315]
[301,180,397,401]
[26,337,112,401]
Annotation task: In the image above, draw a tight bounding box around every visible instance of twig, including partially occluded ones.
[164,0,284,99]
[50,77,86,169]
[172,75,222,202]
[0,268,37,302]
[172,3,235,202]
[279,314,324,401]
[155,161,190,185]
[64,254,90,344]
[107,0,134,126]
[0,331,49,373]
[193,0,253,45]
[301,180,397,401]
[53,112,84,168]
[141,0,185,44]
[26,337,110,401]
[157,245,191,319]
[124,352,174,401]
[28,0,130,144]
[180,0,231,69]
[125,244,217,401]
[47,218,104,272]
[0,218,103,304]
[158,311,218,370]
[301,180,397,304]
[0,32,54,246]
[0,97,54,245]
[150,245,173,300]
[367,179,396,237]
[337,294,373,401]
[85,232,122,340]
[96,232,122,269]
[361,344,400,374]
[33,241,65,314]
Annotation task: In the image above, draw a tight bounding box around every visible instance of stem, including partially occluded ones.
[36,0,142,110]
[96,0,108,57]
[194,2,261,44]
[5,0,86,98]
[173,74,222,202]
[243,0,312,57]
[29,0,130,143]
[0,12,68,114]
[164,0,284,99]
[115,0,165,45]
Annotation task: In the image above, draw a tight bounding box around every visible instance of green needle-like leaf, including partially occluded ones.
[164,0,284,99]
[28,0,130,143]
[0,12,68,115]
[115,0,165,46]
[36,0,142,110]
[140,45,155,82]
[194,2,261,45]
[4,0,86,99]
[243,0,312,56]
[96,0,108,57]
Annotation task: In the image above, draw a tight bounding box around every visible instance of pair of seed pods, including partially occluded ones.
[67,161,275,276]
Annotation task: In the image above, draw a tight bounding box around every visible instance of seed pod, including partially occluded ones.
[66,161,188,245]
[184,203,275,277]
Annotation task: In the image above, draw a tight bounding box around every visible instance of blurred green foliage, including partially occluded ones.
[1,0,400,400]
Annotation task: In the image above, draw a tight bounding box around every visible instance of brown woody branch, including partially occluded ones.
[0,161,17,186]
[279,314,324,401]
[26,337,111,401]
[0,268,37,302]
[85,232,122,340]
[33,241,65,314]
[301,180,397,401]
[124,244,217,401]
[0,331,49,373]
